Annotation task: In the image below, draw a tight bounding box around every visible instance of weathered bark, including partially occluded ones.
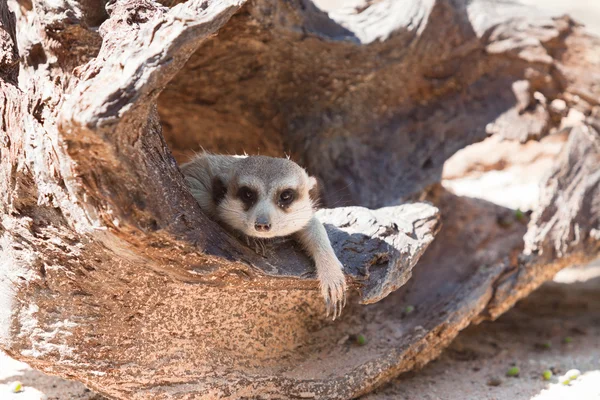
[0,0,599,399]
[158,0,585,207]
[483,123,600,320]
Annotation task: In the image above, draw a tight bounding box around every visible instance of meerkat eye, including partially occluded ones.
[278,189,295,206]
[237,187,257,204]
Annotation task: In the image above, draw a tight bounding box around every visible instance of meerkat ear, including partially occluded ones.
[212,177,227,205]
[308,176,322,207]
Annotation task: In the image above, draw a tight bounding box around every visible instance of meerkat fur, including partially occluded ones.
[181,152,347,319]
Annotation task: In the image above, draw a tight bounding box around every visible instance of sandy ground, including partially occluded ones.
[0,359,102,400]
[365,260,600,400]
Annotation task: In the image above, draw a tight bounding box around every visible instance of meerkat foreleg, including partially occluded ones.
[296,216,347,320]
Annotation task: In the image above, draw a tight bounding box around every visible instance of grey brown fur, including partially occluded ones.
[181,153,348,319]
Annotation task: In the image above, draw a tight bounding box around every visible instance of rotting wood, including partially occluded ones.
[0,0,599,399]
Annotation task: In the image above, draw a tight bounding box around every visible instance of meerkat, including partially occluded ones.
[181,153,347,319]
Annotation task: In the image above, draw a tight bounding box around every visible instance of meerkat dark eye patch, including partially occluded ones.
[277,189,296,208]
[212,177,227,205]
[237,186,257,208]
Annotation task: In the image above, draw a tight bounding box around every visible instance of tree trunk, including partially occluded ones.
[0,0,598,399]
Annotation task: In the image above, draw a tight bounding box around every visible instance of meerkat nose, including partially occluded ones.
[254,222,271,232]
[254,215,271,232]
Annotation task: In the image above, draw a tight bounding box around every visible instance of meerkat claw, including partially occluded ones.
[337,286,344,319]
[332,292,338,321]
[320,273,347,320]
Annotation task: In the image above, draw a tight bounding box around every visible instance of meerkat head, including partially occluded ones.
[215,156,317,238]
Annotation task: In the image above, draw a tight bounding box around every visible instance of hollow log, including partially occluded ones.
[0,0,598,399]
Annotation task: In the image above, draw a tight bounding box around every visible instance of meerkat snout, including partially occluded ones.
[254,215,271,232]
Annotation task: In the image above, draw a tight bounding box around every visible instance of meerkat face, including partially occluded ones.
[216,157,317,238]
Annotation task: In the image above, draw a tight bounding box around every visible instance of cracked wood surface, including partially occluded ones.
[0,0,599,398]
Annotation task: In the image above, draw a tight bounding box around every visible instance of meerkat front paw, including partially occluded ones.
[316,256,347,320]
